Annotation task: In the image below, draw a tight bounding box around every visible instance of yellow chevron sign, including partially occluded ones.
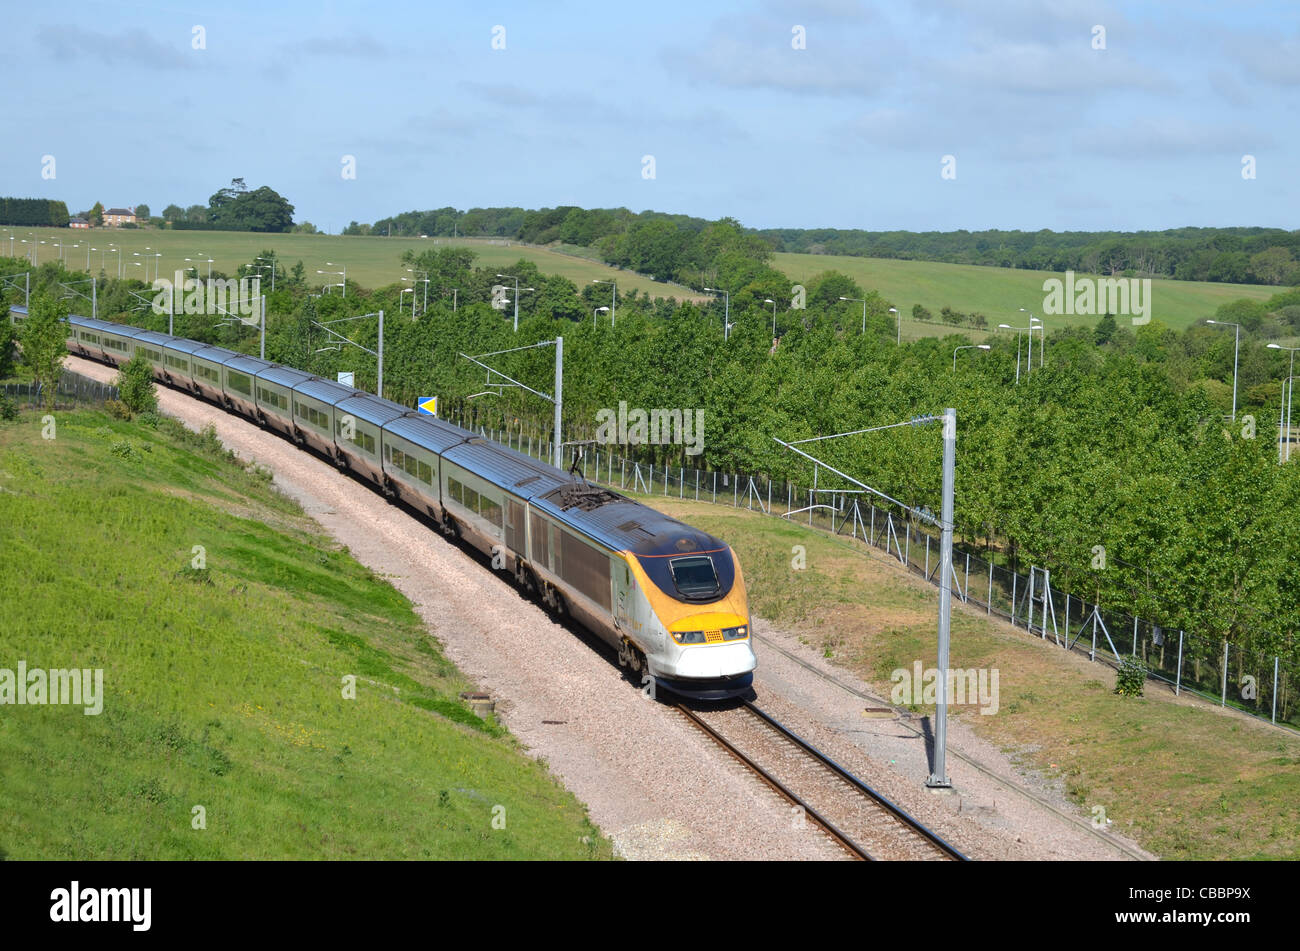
[418,397,438,417]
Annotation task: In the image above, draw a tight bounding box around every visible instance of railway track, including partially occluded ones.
[678,700,967,861]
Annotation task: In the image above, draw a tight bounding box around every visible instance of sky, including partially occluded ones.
[5,0,1298,234]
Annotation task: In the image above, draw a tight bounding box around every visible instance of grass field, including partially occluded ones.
[0,407,610,860]
[775,251,1277,339]
[3,227,706,303]
[5,225,1274,339]
[629,493,1300,860]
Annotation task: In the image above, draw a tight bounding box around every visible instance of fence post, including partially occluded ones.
[964,553,970,601]
[925,535,930,580]
[712,471,717,502]
[987,560,993,615]
[680,467,684,499]
[733,477,738,508]
[1221,640,1229,707]
[904,522,910,570]
[1273,656,1279,724]
[1011,573,1017,625]
[1028,568,1036,635]
[1133,616,1139,656]
[1175,631,1183,696]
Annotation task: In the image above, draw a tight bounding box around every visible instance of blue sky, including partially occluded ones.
[7,0,1298,233]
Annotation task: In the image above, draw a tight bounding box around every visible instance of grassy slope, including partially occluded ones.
[774,251,1277,339]
[634,494,1300,861]
[0,409,609,860]
[11,228,705,303]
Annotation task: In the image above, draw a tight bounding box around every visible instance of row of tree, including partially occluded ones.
[0,198,70,227]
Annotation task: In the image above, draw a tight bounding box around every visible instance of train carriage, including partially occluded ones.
[290,377,352,456]
[98,323,148,366]
[378,414,465,515]
[333,394,404,485]
[253,365,311,437]
[222,355,275,421]
[64,315,111,362]
[190,345,240,404]
[438,438,566,564]
[128,331,175,383]
[157,337,208,388]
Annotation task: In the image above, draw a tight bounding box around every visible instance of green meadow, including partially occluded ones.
[0,408,610,860]
[7,224,1273,341]
[5,227,704,302]
[774,251,1276,339]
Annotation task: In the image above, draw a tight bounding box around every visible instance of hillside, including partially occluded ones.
[0,405,609,859]
[773,252,1277,335]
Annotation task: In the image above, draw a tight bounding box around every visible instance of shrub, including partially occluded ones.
[115,354,158,414]
[104,399,132,420]
[1115,655,1148,697]
[137,411,161,428]
[0,393,17,421]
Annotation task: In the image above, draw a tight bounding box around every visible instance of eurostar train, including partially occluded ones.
[14,306,756,699]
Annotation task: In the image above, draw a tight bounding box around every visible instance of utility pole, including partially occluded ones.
[927,408,956,790]
[553,336,563,468]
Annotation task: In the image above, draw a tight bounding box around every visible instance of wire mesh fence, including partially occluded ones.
[1,370,120,409]
[446,408,1300,733]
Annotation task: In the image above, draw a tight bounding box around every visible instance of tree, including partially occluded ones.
[115,353,158,414]
[1094,313,1118,345]
[89,201,104,227]
[162,204,185,223]
[0,304,13,378]
[1249,247,1296,286]
[207,180,295,232]
[19,294,69,411]
[184,204,207,223]
[135,203,151,220]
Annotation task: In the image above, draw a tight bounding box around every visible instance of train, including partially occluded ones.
[9,304,757,700]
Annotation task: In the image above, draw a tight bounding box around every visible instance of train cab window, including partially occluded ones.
[669,556,721,599]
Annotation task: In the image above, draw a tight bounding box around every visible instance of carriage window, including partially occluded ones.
[479,495,502,529]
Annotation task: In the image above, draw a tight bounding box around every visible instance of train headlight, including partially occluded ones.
[722,625,749,641]
[673,630,706,644]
